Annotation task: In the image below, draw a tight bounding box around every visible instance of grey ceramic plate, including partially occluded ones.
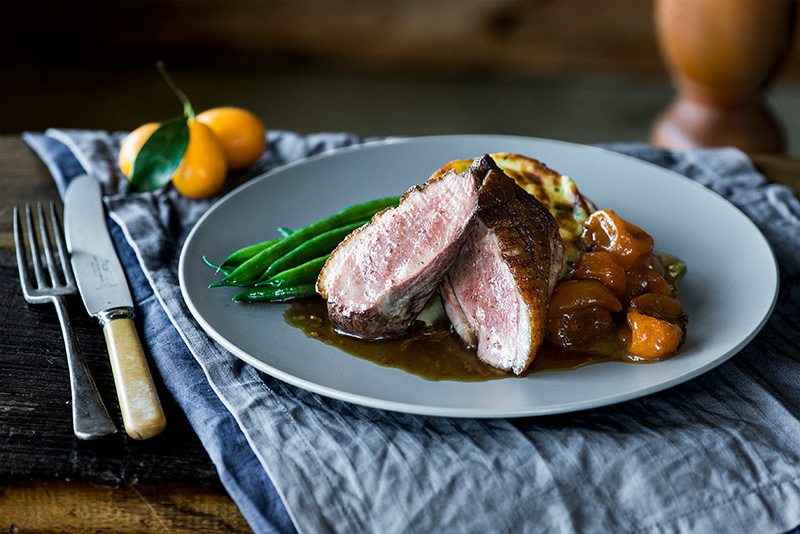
[178,135,778,418]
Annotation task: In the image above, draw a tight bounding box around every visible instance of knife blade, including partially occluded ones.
[65,174,166,440]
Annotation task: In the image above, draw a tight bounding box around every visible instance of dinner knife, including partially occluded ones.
[64,174,166,440]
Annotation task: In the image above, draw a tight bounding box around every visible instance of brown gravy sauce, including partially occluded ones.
[285,299,660,382]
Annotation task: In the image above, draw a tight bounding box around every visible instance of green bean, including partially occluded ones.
[232,283,317,303]
[218,228,298,269]
[203,256,231,277]
[254,221,364,284]
[210,196,399,288]
[219,237,283,270]
[258,254,329,288]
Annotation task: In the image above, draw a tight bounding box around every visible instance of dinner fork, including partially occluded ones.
[13,203,117,440]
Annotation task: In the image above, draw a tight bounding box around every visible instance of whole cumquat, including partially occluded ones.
[196,107,266,171]
[118,122,160,178]
[119,119,227,198]
[171,119,228,198]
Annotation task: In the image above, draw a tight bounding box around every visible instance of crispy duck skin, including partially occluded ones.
[441,156,564,374]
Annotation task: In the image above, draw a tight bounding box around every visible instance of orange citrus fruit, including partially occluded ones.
[196,107,266,171]
[171,119,228,199]
[119,119,227,198]
[118,122,159,178]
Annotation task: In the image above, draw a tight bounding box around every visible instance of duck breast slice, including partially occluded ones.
[317,164,481,339]
[441,165,564,374]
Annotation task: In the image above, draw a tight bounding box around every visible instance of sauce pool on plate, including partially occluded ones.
[285,299,659,382]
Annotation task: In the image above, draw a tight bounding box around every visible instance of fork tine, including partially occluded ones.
[49,202,75,287]
[24,204,46,289]
[37,202,61,286]
[13,206,34,294]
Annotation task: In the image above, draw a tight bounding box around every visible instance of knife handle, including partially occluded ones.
[101,311,166,440]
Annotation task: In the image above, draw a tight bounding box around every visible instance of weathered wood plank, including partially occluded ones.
[0,137,219,484]
[0,250,221,484]
[752,153,800,195]
[0,135,247,534]
[0,481,250,533]
[0,138,60,246]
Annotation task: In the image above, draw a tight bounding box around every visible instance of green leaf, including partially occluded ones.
[128,117,189,193]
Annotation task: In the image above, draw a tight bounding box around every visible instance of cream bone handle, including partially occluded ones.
[99,307,166,440]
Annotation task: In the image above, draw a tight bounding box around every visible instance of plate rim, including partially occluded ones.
[178,134,780,418]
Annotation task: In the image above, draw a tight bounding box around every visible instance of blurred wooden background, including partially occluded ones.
[2,0,799,151]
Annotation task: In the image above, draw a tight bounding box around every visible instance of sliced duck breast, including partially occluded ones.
[441,158,564,374]
[317,165,481,339]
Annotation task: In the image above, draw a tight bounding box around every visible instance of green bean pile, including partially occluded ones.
[206,196,400,302]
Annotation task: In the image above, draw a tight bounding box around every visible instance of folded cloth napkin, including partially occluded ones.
[24,129,800,534]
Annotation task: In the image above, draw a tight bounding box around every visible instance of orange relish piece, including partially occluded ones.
[582,210,654,270]
[626,309,683,360]
[570,251,627,296]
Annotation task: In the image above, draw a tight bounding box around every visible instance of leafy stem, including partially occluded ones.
[157,60,195,119]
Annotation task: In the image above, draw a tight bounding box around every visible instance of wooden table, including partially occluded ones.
[0,137,250,533]
[1,135,798,533]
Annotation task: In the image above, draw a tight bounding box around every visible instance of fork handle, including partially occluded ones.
[52,297,117,440]
[100,309,166,440]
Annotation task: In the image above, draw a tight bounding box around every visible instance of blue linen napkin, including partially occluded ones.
[24,130,800,534]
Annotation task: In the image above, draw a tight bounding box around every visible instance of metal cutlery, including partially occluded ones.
[13,203,117,440]
[64,175,166,440]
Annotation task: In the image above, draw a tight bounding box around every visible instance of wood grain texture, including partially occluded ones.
[1,136,246,530]
[0,138,60,249]
[0,481,250,533]
[752,153,800,195]
[0,249,216,485]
